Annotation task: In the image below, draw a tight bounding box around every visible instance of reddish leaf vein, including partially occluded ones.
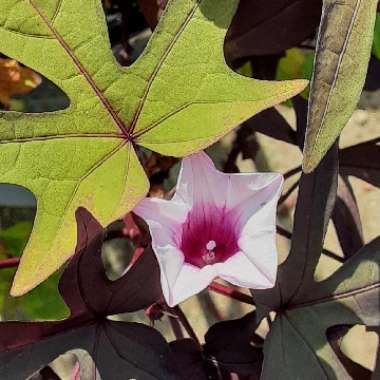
[28,0,131,140]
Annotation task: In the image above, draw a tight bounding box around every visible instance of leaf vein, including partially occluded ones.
[34,142,127,277]
[0,133,125,145]
[129,0,202,135]
[28,0,131,138]
[312,0,362,148]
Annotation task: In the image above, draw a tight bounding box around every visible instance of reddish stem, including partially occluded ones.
[0,257,20,269]
[172,305,201,346]
[208,281,255,306]
[168,315,185,340]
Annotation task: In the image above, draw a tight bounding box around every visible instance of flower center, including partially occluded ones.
[179,204,239,268]
[206,240,217,251]
[202,240,217,264]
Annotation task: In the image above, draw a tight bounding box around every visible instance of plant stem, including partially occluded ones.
[209,281,255,306]
[172,305,200,346]
[168,315,185,340]
[0,257,20,269]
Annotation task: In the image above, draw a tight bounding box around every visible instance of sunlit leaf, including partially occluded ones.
[303,0,378,172]
[0,0,306,295]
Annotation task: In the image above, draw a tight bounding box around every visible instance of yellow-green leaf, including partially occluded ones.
[303,0,378,173]
[0,0,306,295]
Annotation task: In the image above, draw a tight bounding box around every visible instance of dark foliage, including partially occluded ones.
[0,209,178,379]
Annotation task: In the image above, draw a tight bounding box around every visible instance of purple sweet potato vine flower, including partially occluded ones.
[135,152,283,306]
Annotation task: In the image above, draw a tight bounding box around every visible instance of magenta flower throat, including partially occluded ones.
[180,204,239,268]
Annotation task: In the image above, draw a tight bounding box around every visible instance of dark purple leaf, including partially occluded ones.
[332,176,364,258]
[224,107,297,172]
[293,95,308,150]
[260,235,380,379]
[169,339,208,380]
[245,107,297,146]
[139,0,322,62]
[278,142,339,300]
[340,138,380,188]
[204,312,263,377]
[249,54,283,79]
[253,142,339,314]
[137,0,167,29]
[225,0,322,61]
[364,56,380,92]
[0,208,177,380]
[29,366,61,380]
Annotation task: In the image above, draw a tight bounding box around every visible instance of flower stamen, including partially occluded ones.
[203,240,217,264]
[206,240,217,251]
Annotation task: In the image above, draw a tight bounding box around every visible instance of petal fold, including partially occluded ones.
[173,152,229,208]
[216,249,276,289]
[165,264,217,307]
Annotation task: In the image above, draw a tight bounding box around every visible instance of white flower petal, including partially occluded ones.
[173,152,229,208]
[216,248,276,289]
[226,172,283,210]
[228,173,283,231]
[239,230,278,284]
[165,264,217,307]
[134,197,188,246]
[174,152,283,220]
[155,245,185,305]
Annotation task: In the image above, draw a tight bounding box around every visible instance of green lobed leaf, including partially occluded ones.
[0,0,307,295]
[303,0,378,173]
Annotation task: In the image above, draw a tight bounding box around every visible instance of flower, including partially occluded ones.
[134,152,283,307]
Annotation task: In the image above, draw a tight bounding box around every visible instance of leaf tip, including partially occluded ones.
[10,277,32,297]
[302,157,316,174]
[302,138,329,174]
[288,79,309,95]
